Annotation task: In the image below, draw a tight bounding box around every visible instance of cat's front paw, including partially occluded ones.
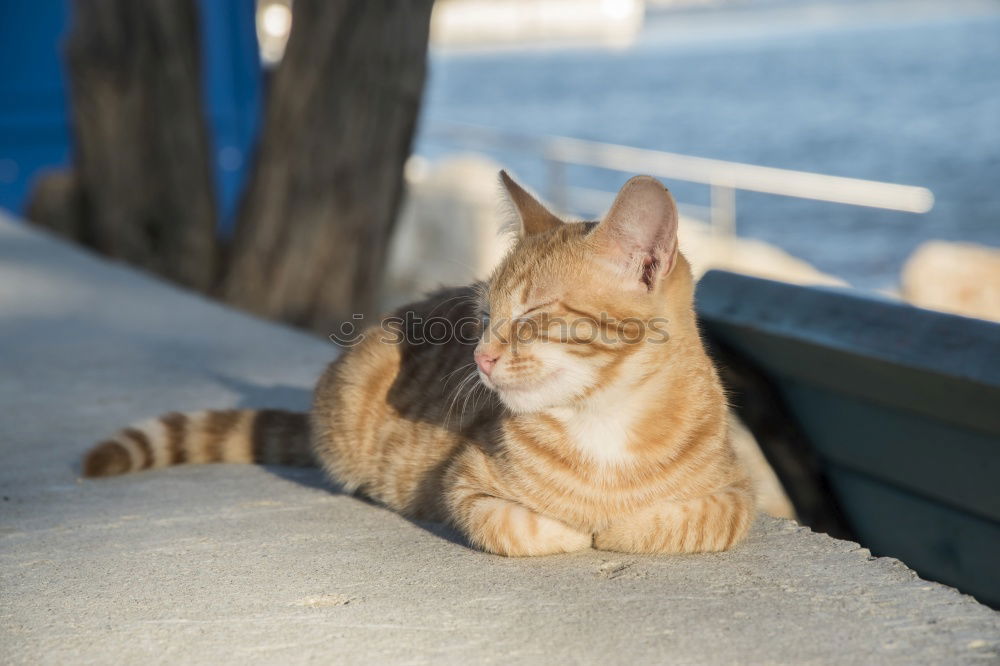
[593,523,642,553]
[466,498,592,557]
[518,513,593,556]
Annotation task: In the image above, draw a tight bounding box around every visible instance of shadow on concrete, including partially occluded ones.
[264,464,471,549]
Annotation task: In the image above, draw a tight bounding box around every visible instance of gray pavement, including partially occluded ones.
[1,212,998,664]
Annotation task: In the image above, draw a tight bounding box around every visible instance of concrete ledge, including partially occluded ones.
[1,213,998,664]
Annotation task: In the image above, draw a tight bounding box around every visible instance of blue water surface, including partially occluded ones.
[416,1,1000,289]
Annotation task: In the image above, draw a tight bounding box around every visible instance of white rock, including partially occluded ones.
[901,241,1000,323]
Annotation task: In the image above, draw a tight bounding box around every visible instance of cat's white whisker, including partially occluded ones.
[441,362,477,386]
[444,368,482,430]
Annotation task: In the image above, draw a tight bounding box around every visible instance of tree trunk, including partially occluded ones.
[221,0,434,333]
[25,169,84,240]
[29,0,219,291]
[28,0,432,331]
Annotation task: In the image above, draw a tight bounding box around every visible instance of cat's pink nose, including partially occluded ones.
[474,350,499,377]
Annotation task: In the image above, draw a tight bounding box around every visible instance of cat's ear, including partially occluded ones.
[499,170,562,237]
[591,176,679,291]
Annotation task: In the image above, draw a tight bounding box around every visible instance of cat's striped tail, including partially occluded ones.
[82,409,313,478]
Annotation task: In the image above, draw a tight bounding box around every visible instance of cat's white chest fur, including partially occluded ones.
[549,403,638,467]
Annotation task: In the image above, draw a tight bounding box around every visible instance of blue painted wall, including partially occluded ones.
[198,0,263,227]
[0,0,262,227]
[0,1,72,216]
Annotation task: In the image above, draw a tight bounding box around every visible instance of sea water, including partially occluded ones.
[416,0,1000,289]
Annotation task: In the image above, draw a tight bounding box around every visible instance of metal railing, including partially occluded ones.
[423,123,935,236]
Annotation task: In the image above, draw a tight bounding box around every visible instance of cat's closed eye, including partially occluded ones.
[516,301,556,323]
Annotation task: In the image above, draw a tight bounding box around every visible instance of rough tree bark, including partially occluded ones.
[29,0,218,292]
[221,0,435,332]
[29,0,432,332]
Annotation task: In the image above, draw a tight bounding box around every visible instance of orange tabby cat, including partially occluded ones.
[84,174,755,556]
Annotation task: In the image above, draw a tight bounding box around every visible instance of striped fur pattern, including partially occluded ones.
[85,174,755,557]
[84,409,312,477]
[313,175,754,555]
